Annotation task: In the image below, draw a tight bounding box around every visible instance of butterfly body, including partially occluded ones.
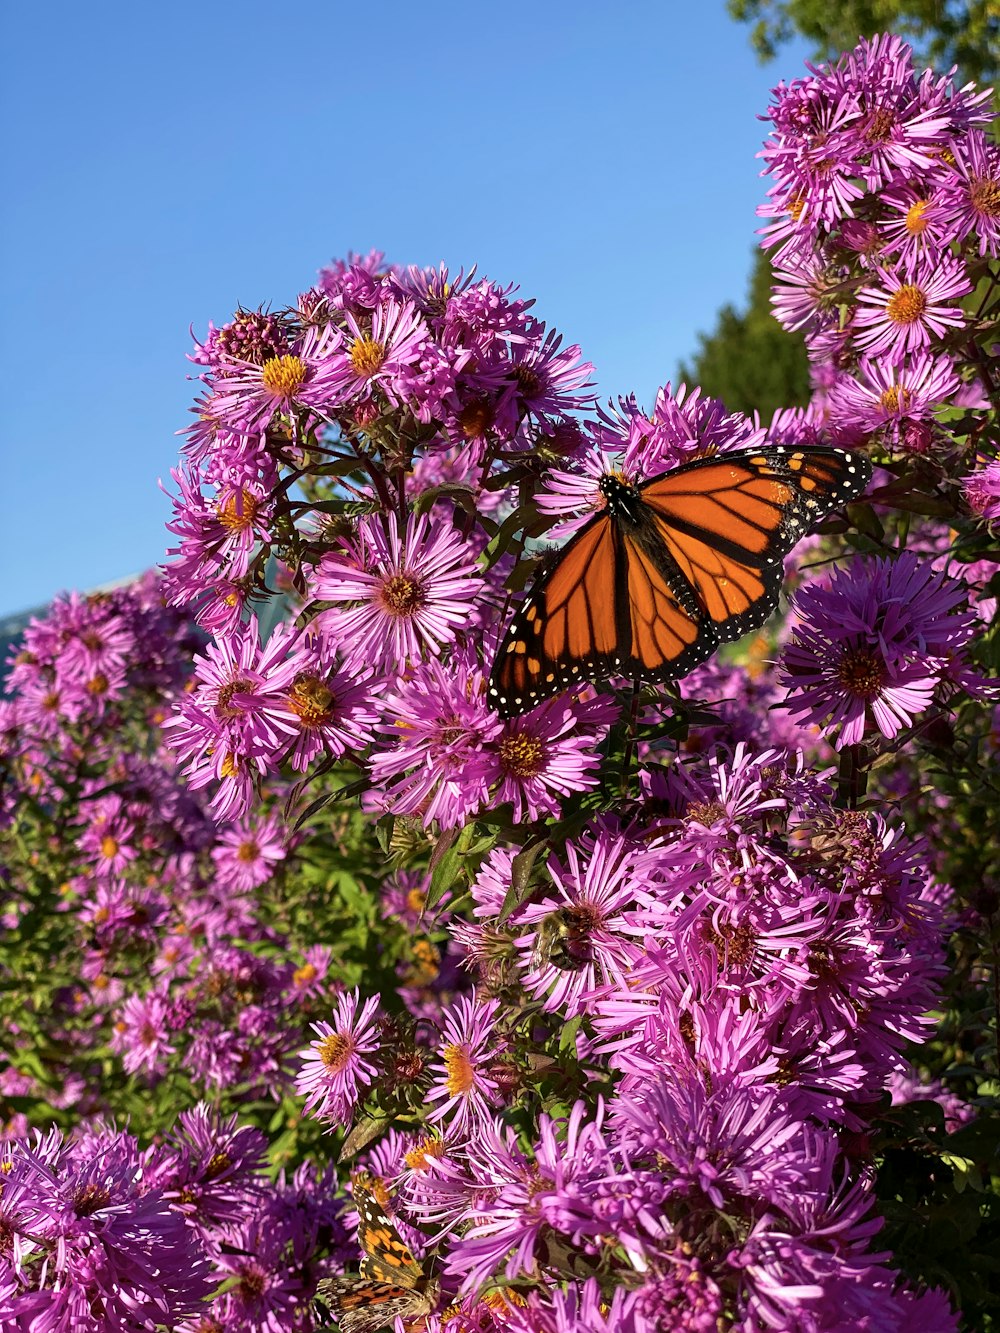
[317,1182,438,1333]
[489,446,872,719]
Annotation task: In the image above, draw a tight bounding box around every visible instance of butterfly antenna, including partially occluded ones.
[619,678,642,796]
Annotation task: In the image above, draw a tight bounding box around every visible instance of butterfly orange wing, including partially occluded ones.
[488,446,871,718]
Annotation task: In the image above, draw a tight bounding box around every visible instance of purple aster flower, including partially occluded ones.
[854,254,971,356]
[367,650,502,829]
[963,457,1000,521]
[296,988,381,1125]
[339,294,429,404]
[426,994,504,1137]
[515,829,649,1018]
[111,991,177,1076]
[163,463,274,595]
[163,617,308,818]
[280,628,381,769]
[877,182,962,266]
[950,128,1000,257]
[207,320,350,433]
[211,813,287,891]
[487,694,612,824]
[827,352,960,445]
[148,1103,268,1234]
[312,510,485,672]
[779,553,987,747]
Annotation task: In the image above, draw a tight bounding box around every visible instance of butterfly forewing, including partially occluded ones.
[316,1182,437,1333]
[488,445,872,718]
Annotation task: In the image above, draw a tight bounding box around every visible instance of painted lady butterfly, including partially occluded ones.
[316,1178,439,1333]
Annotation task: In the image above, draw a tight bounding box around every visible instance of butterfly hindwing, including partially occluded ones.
[316,1181,437,1333]
[488,444,872,719]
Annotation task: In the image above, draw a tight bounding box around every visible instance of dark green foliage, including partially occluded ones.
[677,249,811,419]
[727,0,999,103]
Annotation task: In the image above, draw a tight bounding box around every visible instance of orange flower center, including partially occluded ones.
[970,174,1000,218]
[499,733,546,778]
[885,284,927,325]
[293,962,318,988]
[237,839,259,863]
[443,1043,475,1096]
[100,835,119,859]
[879,385,912,414]
[216,677,256,719]
[404,1137,447,1172]
[905,199,930,234]
[216,491,259,534]
[318,1031,355,1072]
[378,573,426,617]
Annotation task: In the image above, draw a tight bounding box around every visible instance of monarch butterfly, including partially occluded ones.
[488,445,872,719]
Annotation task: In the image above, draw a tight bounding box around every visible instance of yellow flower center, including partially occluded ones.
[885,284,927,326]
[216,491,259,534]
[836,646,888,699]
[406,886,426,914]
[86,674,109,696]
[100,835,119,859]
[404,1137,446,1172]
[378,573,426,617]
[459,397,494,439]
[350,336,386,378]
[787,193,807,221]
[220,752,241,778]
[287,674,336,727]
[205,1151,232,1180]
[498,733,546,779]
[905,199,930,234]
[261,354,306,398]
[443,1043,475,1096]
[879,385,912,414]
[318,1031,355,1072]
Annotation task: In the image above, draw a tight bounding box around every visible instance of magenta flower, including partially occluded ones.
[367,650,502,829]
[312,510,485,672]
[827,352,960,445]
[111,991,177,1077]
[854,255,971,357]
[207,320,350,433]
[487,694,612,824]
[279,629,381,770]
[963,457,1000,521]
[296,989,381,1125]
[779,553,986,747]
[426,994,504,1136]
[339,295,429,405]
[211,814,287,892]
[951,128,1000,257]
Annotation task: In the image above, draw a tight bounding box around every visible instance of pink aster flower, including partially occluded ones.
[367,650,502,829]
[950,128,1000,257]
[779,553,987,747]
[827,352,960,445]
[163,617,307,819]
[487,694,613,824]
[111,992,176,1077]
[295,989,381,1126]
[312,510,485,672]
[279,629,381,770]
[854,254,971,356]
[426,994,504,1136]
[211,814,287,892]
[493,327,595,436]
[963,457,1000,521]
[515,829,649,1018]
[207,320,350,433]
[339,295,429,405]
[877,183,962,267]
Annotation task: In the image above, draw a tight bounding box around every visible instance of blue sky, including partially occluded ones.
[0,1,811,617]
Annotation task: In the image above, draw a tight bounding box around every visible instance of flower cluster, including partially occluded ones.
[2,31,997,1333]
[760,34,996,460]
